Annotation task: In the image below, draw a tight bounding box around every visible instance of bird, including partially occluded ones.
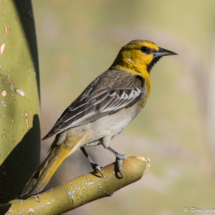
[20,40,177,196]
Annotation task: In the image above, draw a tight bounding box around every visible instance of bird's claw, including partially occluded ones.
[91,162,104,177]
[116,154,126,177]
[117,159,123,177]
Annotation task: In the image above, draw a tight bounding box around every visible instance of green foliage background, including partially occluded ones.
[33,0,215,214]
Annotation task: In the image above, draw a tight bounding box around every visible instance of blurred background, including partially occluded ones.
[33,0,215,214]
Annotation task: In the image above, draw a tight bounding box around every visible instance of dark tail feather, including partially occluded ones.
[42,127,61,140]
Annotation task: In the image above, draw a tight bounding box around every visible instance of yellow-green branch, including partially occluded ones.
[2,156,150,215]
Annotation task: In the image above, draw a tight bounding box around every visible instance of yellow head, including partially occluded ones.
[110,40,177,75]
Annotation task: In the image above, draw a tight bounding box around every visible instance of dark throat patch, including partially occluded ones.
[147,57,161,73]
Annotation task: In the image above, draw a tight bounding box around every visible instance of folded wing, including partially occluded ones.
[43,87,142,139]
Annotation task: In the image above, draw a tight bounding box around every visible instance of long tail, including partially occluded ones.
[20,132,87,196]
[20,142,72,196]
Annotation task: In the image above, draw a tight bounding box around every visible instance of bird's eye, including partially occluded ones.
[140,46,150,54]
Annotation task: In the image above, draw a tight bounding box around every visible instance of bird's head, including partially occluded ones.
[110,40,177,74]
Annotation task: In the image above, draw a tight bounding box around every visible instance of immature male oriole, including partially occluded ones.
[21,40,177,196]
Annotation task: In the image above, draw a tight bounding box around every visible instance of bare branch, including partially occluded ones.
[2,156,150,215]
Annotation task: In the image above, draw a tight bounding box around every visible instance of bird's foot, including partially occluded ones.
[116,154,127,177]
[90,162,103,177]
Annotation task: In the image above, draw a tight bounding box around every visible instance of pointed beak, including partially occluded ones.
[154,47,177,58]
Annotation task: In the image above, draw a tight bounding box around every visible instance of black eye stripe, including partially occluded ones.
[140,46,151,54]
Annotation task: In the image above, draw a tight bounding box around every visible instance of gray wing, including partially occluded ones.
[43,73,144,139]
